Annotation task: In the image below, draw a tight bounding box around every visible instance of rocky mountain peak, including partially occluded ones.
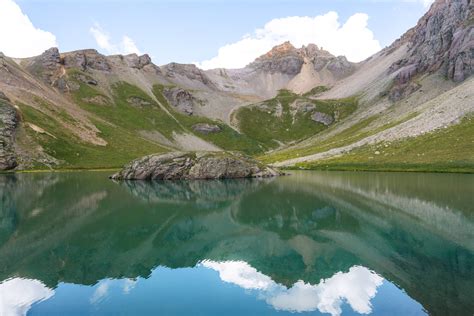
[260,41,297,59]
[388,0,473,100]
[62,49,111,72]
[123,53,153,69]
[249,42,304,75]
[248,41,354,78]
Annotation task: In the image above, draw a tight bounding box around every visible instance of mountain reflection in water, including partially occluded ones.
[0,171,472,315]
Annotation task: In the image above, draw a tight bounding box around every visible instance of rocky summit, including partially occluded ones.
[110,152,282,180]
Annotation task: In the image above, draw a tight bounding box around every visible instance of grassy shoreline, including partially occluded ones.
[283,163,474,174]
[2,164,473,175]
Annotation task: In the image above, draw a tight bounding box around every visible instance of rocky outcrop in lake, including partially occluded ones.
[110,151,282,180]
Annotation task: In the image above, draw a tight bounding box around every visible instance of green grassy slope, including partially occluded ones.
[234,89,357,150]
[291,117,474,173]
[17,103,167,169]
[152,84,263,154]
[14,71,264,169]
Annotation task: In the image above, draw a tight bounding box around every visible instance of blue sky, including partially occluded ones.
[2,0,431,68]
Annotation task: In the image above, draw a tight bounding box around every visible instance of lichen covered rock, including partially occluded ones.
[110,151,282,180]
[0,92,18,170]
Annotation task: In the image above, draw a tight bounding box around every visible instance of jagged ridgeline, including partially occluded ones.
[0,0,472,171]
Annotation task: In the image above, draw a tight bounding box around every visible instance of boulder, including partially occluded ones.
[192,123,221,134]
[110,151,282,180]
[311,112,334,126]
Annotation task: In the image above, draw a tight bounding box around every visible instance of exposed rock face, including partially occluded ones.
[304,44,355,78]
[248,42,355,78]
[25,48,61,84]
[192,123,221,134]
[162,63,216,89]
[249,42,304,75]
[0,92,18,170]
[62,49,111,71]
[124,53,153,69]
[110,151,282,180]
[311,112,334,126]
[389,0,473,100]
[162,87,196,115]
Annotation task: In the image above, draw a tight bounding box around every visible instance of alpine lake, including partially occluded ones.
[0,170,473,315]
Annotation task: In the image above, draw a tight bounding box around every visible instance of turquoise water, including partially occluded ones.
[0,171,473,315]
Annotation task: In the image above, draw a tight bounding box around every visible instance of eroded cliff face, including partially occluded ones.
[249,41,355,79]
[389,0,473,100]
[0,92,18,170]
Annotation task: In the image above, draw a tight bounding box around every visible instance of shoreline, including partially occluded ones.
[1,166,473,175]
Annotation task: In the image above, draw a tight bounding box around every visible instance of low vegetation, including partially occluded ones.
[235,89,357,150]
[293,117,474,173]
[152,84,263,154]
[262,112,419,164]
[17,103,166,169]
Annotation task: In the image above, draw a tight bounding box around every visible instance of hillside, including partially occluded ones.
[0,0,472,172]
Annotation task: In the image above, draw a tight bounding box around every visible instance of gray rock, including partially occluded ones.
[127,96,153,108]
[0,94,18,170]
[162,87,196,115]
[63,49,111,71]
[110,151,282,180]
[389,0,473,98]
[25,47,61,84]
[124,53,153,69]
[311,112,334,126]
[162,63,215,89]
[249,42,304,75]
[192,123,221,134]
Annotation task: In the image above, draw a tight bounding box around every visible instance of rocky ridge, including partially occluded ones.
[388,0,473,100]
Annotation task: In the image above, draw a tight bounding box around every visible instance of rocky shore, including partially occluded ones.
[110,151,282,180]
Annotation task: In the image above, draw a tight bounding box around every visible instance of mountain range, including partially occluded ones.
[0,0,472,172]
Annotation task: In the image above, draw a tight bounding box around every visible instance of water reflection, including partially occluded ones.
[201,261,383,315]
[0,278,53,316]
[0,171,472,315]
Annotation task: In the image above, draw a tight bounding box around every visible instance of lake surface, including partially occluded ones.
[0,171,473,316]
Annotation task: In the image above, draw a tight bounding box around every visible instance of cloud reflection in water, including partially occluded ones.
[0,278,54,316]
[201,260,383,316]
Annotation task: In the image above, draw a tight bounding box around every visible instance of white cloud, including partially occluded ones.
[421,0,434,7]
[0,278,54,316]
[196,12,381,70]
[90,23,140,55]
[0,0,58,58]
[90,279,110,304]
[202,261,384,316]
[201,260,274,290]
[407,0,434,7]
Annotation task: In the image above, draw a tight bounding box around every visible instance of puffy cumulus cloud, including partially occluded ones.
[90,23,140,55]
[200,260,274,290]
[0,278,54,316]
[196,12,381,70]
[268,266,384,315]
[202,261,384,316]
[0,0,58,58]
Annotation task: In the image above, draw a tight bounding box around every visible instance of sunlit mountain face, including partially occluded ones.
[0,171,473,315]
